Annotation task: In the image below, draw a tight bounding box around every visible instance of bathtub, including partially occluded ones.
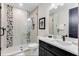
[1,43,38,56]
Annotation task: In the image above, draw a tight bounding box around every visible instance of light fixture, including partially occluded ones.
[49,3,64,10]
[19,3,23,6]
[28,18,31,21]
[59,3,64,6]
[49,3,57,10]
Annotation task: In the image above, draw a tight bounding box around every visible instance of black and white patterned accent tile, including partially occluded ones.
[6,5,14,48]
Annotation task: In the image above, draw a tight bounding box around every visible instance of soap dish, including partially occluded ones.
[48,36,52,38]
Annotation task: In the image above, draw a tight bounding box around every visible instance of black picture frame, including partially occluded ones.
[39,17,45,29]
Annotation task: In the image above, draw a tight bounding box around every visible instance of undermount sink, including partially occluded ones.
[56,40,72,46]
[50,38,72,46]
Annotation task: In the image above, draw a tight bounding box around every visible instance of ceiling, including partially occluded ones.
[13,3,40,12]
[49,3,78,15]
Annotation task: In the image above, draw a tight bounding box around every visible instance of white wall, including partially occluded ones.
[1,4,28,49]
[52,3,78,36]
[38,4,51,36]
[13,7,28,46]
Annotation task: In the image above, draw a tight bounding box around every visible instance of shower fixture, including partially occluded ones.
[0,27,6,36]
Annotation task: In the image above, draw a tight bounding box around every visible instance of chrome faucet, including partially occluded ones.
[62,35,68,41]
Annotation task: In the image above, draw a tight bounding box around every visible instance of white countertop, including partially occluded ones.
[38,36,78,55]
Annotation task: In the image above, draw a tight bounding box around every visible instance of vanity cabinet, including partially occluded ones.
[39,40,76,56]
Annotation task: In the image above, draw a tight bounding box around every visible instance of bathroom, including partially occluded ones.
[1,3,39,56]
[0,3,78,56]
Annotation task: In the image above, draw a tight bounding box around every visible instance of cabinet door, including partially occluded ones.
[44,49,55,56]
[39,40,76,56]
[39,47,45,56]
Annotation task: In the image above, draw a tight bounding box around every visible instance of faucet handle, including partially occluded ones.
[62,35,68,37]
[65,35,68,37]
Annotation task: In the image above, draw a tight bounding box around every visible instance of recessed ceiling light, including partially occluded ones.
[50,4,57,9]
[50,3,64,10]
[59,3,64,6]
[19,3,23,6]
[56,3,64,7]
[28,18,31,21]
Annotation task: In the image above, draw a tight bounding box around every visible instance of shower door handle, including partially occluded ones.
[0,27,6,36]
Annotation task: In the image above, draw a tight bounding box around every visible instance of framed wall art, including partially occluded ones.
[39,17,45,29]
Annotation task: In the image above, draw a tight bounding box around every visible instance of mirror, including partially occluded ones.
[49,3,78,38]
[69,7,78,38]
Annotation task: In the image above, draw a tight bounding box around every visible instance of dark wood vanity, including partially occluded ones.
[39,40,76,56]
